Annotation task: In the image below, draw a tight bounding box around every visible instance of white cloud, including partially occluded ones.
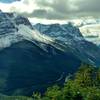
[28,17,68,24]
[0,0,38,13]
[0,0,99,22]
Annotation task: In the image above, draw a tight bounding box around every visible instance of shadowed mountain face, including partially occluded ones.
[0,11,100,95]
[0,40,81,95]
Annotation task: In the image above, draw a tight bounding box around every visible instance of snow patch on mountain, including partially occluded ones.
[0,24,56,50]
[18,24,55,44]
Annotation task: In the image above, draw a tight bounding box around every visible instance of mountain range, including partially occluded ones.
[0,11,100,95]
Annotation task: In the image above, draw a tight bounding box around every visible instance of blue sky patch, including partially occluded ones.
[0,0,20,3]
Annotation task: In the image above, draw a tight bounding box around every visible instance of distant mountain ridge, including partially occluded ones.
[33,23,100,66]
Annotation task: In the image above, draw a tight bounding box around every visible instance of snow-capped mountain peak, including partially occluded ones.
[0,11,100,66]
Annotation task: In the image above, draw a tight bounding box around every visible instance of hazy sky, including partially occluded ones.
[0,0,100,23]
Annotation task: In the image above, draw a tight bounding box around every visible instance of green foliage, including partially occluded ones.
[1,63,100,100]
[0,93,33,100]
[39,63,100,100]
[74,63,97,87]
[45,85,62,100]
[32,92,41,100]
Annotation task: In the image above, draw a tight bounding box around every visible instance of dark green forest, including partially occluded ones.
[1,63,100,100]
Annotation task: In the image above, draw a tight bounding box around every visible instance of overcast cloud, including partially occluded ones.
[0,0,100,20]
